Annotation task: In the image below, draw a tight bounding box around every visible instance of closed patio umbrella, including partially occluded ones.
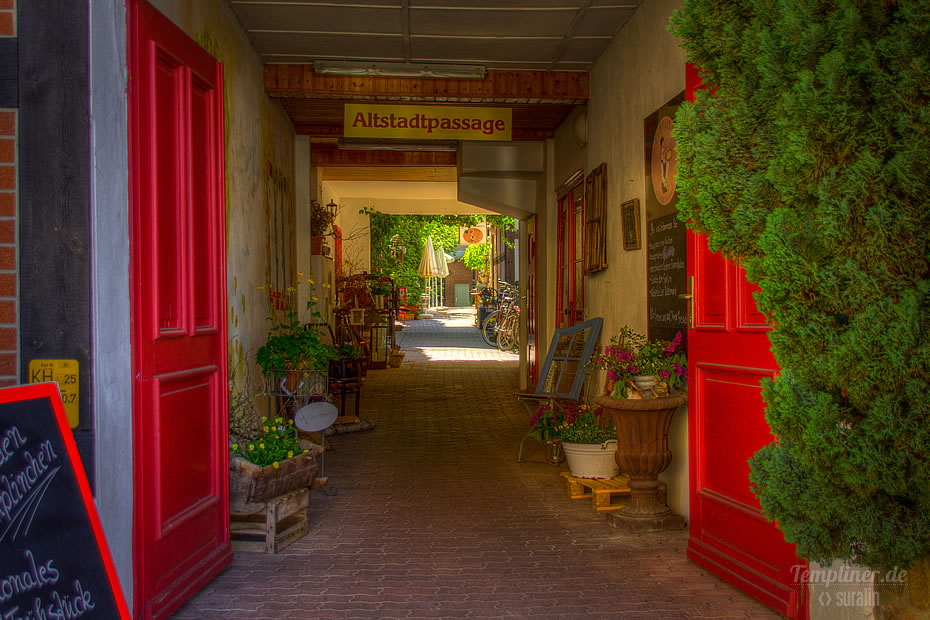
[417,236,442,311]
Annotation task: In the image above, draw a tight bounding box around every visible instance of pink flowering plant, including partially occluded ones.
[369,276,393,296]
[592,326,687,399]
[528,400,613,443]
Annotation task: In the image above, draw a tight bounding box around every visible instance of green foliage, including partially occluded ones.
[463,244,490,272]
[670,0,930,569]
[591,327,687,399]
[558,408,616,444]
[310,200,335,236]
[364,209,516,304]
[230,415,308,467]
[255,277,336,376]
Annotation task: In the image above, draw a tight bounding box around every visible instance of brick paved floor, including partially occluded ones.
[173,308,780,619]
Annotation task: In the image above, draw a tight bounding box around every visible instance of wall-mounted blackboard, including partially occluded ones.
[0,383,129,619]
[647,213,688,346]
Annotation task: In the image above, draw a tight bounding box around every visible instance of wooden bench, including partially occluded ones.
[560,472,667,512]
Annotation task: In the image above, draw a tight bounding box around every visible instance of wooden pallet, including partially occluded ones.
[230,487,309,553]
[560,472,667,512]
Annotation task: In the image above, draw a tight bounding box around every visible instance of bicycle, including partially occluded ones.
[495,303,520,352]
[481,281,518,349]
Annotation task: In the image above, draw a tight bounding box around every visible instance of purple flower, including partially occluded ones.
[659,370,670,380]
[607,371,619,381]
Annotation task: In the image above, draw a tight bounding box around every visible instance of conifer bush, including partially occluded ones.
[669,0,930,569]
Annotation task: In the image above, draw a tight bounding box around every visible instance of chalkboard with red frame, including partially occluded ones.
[0,383,130,619]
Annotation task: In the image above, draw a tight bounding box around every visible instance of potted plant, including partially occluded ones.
[229,416,319,505]
[555,403,618,479]
[592,326,688,530]
[368,275,392,309]
[591,326,687,399]
[329,341,362,380]
[527,399,569,464]
[256,276,337,393]
[310,200,335,255]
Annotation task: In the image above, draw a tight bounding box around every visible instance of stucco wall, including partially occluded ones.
[571,0,690,518]
[149,0,297,385]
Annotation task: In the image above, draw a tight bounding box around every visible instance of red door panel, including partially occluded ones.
[685,63,806,618]
[131,2,231,618]
[687,233,806,618]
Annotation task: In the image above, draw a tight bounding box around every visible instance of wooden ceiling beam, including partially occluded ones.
[321,166,458,182]
[311,143,456,167]
[296,124,552,141]
[265,66,588,104]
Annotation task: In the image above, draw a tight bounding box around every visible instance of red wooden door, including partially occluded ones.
[685,65,807,619]
[556,185,584,327]
[526,215,538,387]
[130,2,232,618]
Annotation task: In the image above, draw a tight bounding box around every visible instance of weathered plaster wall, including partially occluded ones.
[578,0,690,518]
[149,0,296,383]
[89,0,133,604]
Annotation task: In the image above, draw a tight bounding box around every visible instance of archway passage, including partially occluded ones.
[173,310,779,618]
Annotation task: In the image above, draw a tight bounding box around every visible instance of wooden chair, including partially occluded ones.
[516,317,603,463]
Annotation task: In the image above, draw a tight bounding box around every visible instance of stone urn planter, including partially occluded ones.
[595,392,687,531]
[562,440,619,479]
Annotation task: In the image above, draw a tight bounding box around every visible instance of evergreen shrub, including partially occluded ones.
[670,0,930,569]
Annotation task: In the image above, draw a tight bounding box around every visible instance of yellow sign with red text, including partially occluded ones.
[344,104,512,141]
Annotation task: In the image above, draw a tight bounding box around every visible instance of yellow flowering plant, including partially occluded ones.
[229,416,308,468]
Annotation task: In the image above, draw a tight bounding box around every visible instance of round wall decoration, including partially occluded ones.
[650,115,677,206]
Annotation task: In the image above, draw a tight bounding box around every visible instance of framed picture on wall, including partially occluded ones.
[621,198,641,251]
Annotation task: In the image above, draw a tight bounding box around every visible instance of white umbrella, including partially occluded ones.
[417,236,441,278]
[434,244,450,278]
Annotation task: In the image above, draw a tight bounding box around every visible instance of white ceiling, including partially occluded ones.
[323,180,495,213]
[228,0,642,71]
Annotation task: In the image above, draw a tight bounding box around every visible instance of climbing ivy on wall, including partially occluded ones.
[670,0,930,569]
[365,209,516,305]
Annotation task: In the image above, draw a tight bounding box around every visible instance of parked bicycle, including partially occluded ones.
[481,281,519,351]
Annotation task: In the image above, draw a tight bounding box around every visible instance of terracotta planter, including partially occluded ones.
[595,392,687,530]
[310,235,326,255]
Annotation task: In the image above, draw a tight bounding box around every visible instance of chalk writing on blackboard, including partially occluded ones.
[647,214,688,345]
[0,384,129,619]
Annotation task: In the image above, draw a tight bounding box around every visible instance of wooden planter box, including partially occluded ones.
[229,445,320,510]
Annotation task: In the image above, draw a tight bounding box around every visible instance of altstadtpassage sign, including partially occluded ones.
[344,104,512,141]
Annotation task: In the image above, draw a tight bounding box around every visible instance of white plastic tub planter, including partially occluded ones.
[562,439,619,479]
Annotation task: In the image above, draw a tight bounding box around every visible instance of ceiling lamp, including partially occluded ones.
[314,60,486,80]
[337,138,458,152]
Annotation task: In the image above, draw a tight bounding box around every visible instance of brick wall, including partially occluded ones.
[444,260,474,307]
[0,1,15,38]
[0,1,17,387]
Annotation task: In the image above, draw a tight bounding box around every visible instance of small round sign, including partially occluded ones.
[294,401,339,432]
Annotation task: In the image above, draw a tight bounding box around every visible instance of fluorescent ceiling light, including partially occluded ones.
[314,60,486,80]
[337,139,458,152]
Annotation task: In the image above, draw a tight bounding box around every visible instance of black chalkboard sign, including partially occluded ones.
[647,213,688,346]
[0,383,129,619]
